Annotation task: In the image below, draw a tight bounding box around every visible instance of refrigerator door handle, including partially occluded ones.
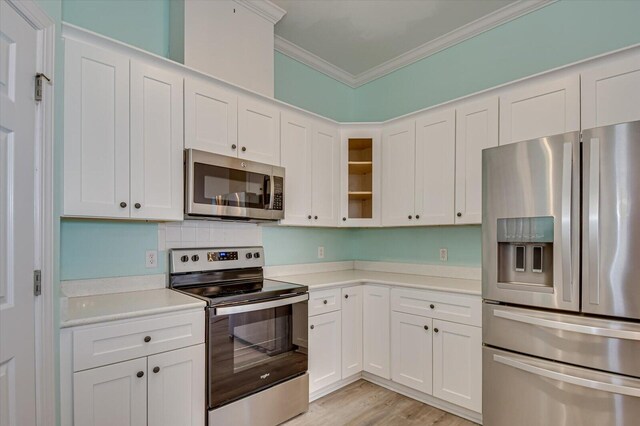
[561,142,573,302]
[588,137,601,305]
[493,354,640,397]
[493,309,640,341]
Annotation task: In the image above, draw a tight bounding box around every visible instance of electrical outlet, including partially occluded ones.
[146,250,158,268]
[439,248,448,262]
[317,246,325,259]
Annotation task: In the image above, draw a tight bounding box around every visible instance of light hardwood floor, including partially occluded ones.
[283,380,478,426]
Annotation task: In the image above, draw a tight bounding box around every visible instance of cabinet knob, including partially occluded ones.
[136,371,144,378]
[314,215,318,220]
[134,203,141,209]
[323,300,328,305]
[416,215,420,219]
[430,304,435,309]
[408,215,412,219]
[457,212,462,217]
[434,328,439,333]
[424,325,429,331]
[308,215,312,219]
[120,202,127,208]
[153,366,160,374]
[310,325,314,330]
[231,144,237,150]
[342,217,347,221]
[144,336,151,343]
[241,146,247,152]
[344,294,349,299]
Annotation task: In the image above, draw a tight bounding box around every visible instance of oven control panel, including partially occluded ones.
[170,246,264,273]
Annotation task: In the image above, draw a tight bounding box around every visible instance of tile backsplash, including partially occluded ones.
[158,220,263,251]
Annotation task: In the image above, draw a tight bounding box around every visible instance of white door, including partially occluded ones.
[238,96,280,165]
[311,123,340,226]
[130,61,184,221]
[184,77,238,156]
[432,320,482,413]
[500,75,580,145]
[280,111,312,225]
[414,109,455,225]
[341,286,363,378]
[581,53,640,129]
[64,39,130,218]
[73,358,147,426]
[148,344,205,426]
[455,97,498,224]
[0,3,39,424]
[381,121,415,226]
[391,312,433,394]
[363,285,390,379]
[308,311,342,394]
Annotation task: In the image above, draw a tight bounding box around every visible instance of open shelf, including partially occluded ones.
[348,191,373,200]
[348,161,373,175]
[347,138,374,219]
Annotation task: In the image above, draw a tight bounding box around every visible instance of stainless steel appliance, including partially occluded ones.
[184,149,285,221]
[482,121,640,425]
[169,247,309,426]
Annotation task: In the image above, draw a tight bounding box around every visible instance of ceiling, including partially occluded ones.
[272,0,553,87]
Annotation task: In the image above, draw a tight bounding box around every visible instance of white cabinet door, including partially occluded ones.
[415,109,455,226]
[74,358,147,426]
[455,97,499,224]
[280,111,313,225]
[309,311,342,394]
[130,61,184,221]
[382,121,416,226]
[238,96,280,165]
[432,320,482,413]
[311,123,340,227]
[582,53,640,129]
[64,39,130,218]
[391,312,433,395]
[184,77,238,155]
[341,286,363,378]
[363,285,390,379]
[500,75,580,145]
[148,344,205,426]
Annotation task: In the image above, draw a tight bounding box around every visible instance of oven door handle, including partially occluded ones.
[214,293,309,315]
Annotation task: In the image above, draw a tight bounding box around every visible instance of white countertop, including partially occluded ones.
[271,269,481,295]
[60,288,206,328]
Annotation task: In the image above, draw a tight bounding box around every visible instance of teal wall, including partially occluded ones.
[352,0,640,121]
[262,226,356,266]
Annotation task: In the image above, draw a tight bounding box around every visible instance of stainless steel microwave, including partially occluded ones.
[184,149,284,221]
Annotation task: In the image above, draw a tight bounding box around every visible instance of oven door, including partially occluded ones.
[185,149,284,220]
[207,294,308,409]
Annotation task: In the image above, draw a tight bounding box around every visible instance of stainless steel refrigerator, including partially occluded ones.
[482,121,640,425]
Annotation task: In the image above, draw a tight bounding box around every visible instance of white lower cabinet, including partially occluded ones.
[391,312,433,394]
[363,285,390,379]
[341,286,363,377]
[432,320,482,413]
[308,310,342,394]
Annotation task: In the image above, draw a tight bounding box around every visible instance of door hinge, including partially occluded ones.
[35,73,51,102]
[33,270,42,296]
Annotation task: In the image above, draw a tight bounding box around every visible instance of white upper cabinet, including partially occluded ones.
[415,109,456,226]
[391,312,433,395]
[280,111,313,225]
[455,97,499,224]
[500,75,580,144]
[341,286,363,378]
[130,61,184,221]
[309,310,342,394]
[382,121,416,226]
[184,77,238,156]
[238,96,280,165]
[581,53,640,130]
[363,285,390,379]
[312,123,340,226]
[64,39,130,218]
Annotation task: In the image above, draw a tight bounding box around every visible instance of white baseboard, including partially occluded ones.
[264,261,354,278]
[354,261,481,280]
[309,373,362,402]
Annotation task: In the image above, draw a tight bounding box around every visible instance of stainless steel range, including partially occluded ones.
[170,246,309,426]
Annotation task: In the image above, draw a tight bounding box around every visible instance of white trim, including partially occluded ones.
[309,373,362,402]
[274,0,556,88]
[264,261,355,278]
[5,1,56,426]
[235,0,286,24]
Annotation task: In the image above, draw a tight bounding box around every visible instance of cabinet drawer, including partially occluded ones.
[73,310,205,372]
[391,288,481,326]
[308,288,342,316]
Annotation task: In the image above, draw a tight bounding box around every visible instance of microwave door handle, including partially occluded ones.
[561,142,573,302]
[215,294,309,315]
[267,175,275,210]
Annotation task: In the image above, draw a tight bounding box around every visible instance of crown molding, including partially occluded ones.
[235,0,286,24]
[275,0,556,88]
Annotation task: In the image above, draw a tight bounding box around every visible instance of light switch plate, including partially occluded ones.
[146,250,158,268]
[439,248,448,262]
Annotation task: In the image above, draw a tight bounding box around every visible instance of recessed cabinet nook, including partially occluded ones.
[61,25,640,228]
